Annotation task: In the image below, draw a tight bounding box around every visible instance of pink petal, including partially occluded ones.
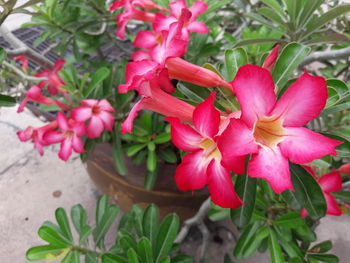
[165,117,202,151]
[71,106,92,122]
[121,99,145,134]
[271,70,327,127]
[187,21,209,34]
[248,147,293,194]
[262,44,280,71]
[110,0,124,11]
[17,98,29,113]
[17,127,34,142]
[87,116,104,138]
[124,60,158,84]
[81,99,98,107]
[220,155,247,175]
[56,112,69,131]
[189,1,208,17]
[218,118,258,158]
[318,172,342,193]
[72,121,85,136]
[99,111,115,131]
[133,30,157,49]
[324,193,342,216]
[131,50,151,61]
[279,127,342,164]
[339,163,350,174]
[98,99,115,112]
[72,136,85,153]
[193,92,220,138]
[232,65,276,128]
[158,68,174,93]
[44,131,64,144]
[153,13,177,32]
[207,159,243,209]
[59,139,72,161]
[175,150,209,191]
[53,59,65,72]
[169,0,187,18]
[300,208,308,217]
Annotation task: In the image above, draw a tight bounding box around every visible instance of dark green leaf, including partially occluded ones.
[224,48,248,81]
[268,228,285,263]
[38,225,71,247]
[234,38,283,48]
[143,204,160,248]
[233,222,262,258]
[308,254,339,263]
[102,253,128,263]
[0,47,7,64]
[171,254,193,263]
[26,246,70,261]
[159,149,177,163]
[332,191,350,204]
[55,208,73,242]
[311,240,332,253]
[112,130,127,176]
[0,94,16,107]
[137,237,154,263]
[273,212,304,228]
[127,144,147,157]
[155,214,180,263]
[84,67,110,97]
[260,0,285,17]
[280,241,304,258]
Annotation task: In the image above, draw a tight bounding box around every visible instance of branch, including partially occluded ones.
[84,21,107,36]
[3,60,46,81]
[300,47,350,67]
[0,24,54,69]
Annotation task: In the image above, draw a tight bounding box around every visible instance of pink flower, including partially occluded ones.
[44,112,85,161]
[166,57,233,92]
[262,44,280,72]
[110,0,161,40]
[121,85,194,134]
[17,121,58,155]
[301,167,342,217]
[165,92,243,209]
[15,56,28,72]
[153,0,209,39]
[133,10,189,64]
[71,99,115,138]
[339,163,350,174]
[218,65,342,193]
[17,85,70,113]
[36,59,66,95]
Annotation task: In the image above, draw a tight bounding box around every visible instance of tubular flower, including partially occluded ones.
[17,121,58,155]
[133,9,189,64]
[218,65,342,193]
[165,92,243,209]
[71,99,115,138]
[262,44,280,72]
[301,167,342,217]
[15,56,28,72]
[44,112,85,161]
[166,57,233,92]
[17,85,70,113]
[36,59,66,95]
[110,0,161,40]
[153,0,209,39]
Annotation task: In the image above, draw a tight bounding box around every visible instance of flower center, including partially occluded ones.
[253,116,285,148]
[64,130,75,139]
[199,138,221,160]
[156,33,164,45]
[92,105,100,115]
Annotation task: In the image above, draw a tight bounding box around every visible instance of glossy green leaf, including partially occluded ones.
[205,0,230,14]
[332,191,350,204]
[311,240,333,253]
[127,144,147,157]
[62,250,80,263]
[102,253,128,263]
[71,204,87,235]
[119,230,138,252]
[258,7,286,27]
[224,48,248,81]
[93,204,119,247]
[0,94,16,107]
[147,149,157,172]
[137,237,153,263]
[308,254,339,263]
[289,164,327,219]
[208,204,230,222]
[260,0,285,17]
[273,212,304,228]
[171,254,194,263]
[127,248,140,263]
[55,208,73,242]
[233,222,262,258]
[38,225,71,247]
[280,240,304,258]
[143,204,160,248]
[234,38,283,48]
[155,214,180,263]
[112,130,127,176]
[26,246,69,261]
[268,228,285,263]
[273,43,310,93]
[298,0,323,28]
[256,225,269,240]
[84,67,110,97]
[154,133,171,144]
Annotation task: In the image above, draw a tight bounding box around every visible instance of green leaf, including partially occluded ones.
[38,225,71,247]
[171,254,194,263]
[118,230,138,251]
[268,228,285,263]
[0,94,16,107]
[273,212,304,229]
[55,208,73,242]
[112,130,127,176]
[102,253,128,263]
[204,0,230,14]
[137,237,154,263]
[127,248,140,263]
[71,204,87,234]
[289,164,327,219]
[26,246,69,261]
[132,205,144,237]
[282,189,302,210]
[143,204,160,248]
[258,7,286,27]
[155,214,180,263]
[95,195,108,226]
[154,132,171,144]
[84,67,110,97]
[273,43,310,93]
[280,241,304,259]
[0,47,7,64]
[231,157,257,228]
[224,48,248,81]
[260,0,285,17]
[234,38,283,48]
[144,169,158,190]
[127,144,147,157]
[332,191,350,204]
[256,225,270,240]
[303,5,350,39]
[159,149,177,163]
[233,222,262,258]
[62,250,80,263]
[147,149,157,172]
[308,254,339,263]
[208,203,230,221]
[311,240,333,253]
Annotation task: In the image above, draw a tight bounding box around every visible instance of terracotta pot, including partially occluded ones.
[85,143,209,220]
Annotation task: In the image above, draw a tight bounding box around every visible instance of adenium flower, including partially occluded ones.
[339,163,350,174]
[36,59,66,95]
[15,56,28,72]
[153,0,209,39]
[218,65,342,193]
[44,112,85,161]
[166,92,243,209]
[17,85,70,113]
[17,121,58,155]
[301,166,342,216]
[262,44,280,72]
[110,0,163,40]
[71,99,115,138]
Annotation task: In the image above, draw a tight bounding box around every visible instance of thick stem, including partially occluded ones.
[2,61,46,82]
[300,47,350,67]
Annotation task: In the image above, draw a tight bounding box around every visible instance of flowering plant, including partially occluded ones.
[1,0,350,262]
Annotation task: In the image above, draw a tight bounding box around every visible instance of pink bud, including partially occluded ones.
[339,163,350,174]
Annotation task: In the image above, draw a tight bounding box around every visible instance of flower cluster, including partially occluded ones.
[17,59,115,161]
